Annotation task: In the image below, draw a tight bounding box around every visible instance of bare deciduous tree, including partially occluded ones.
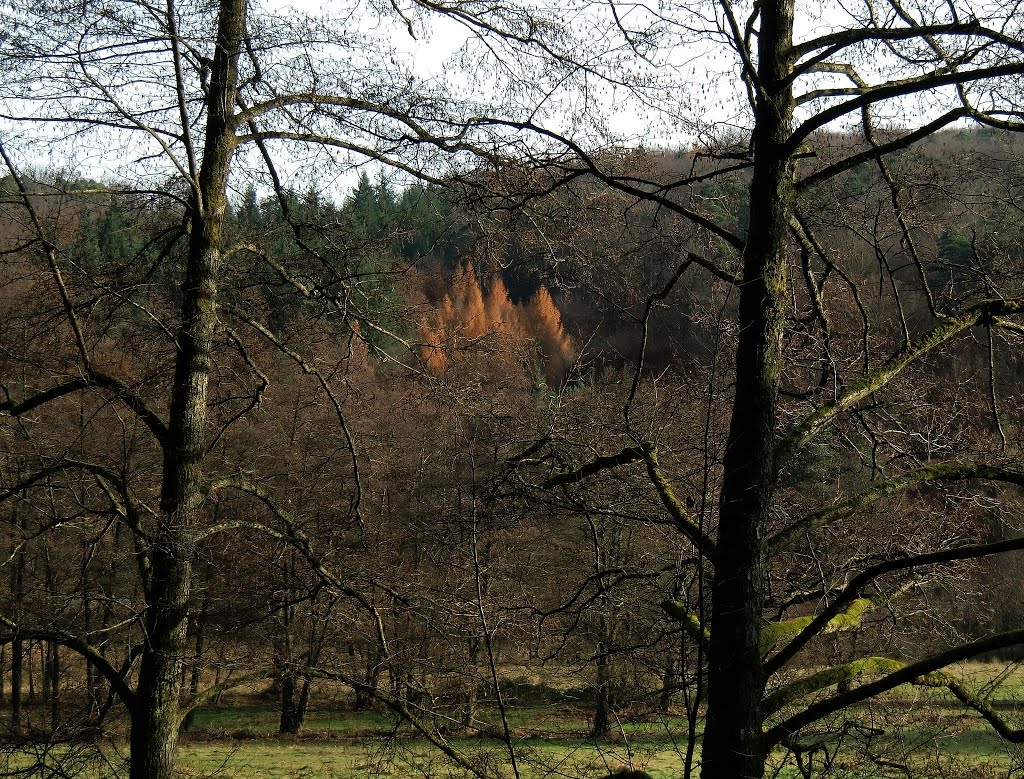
[497,2,1024,776]
[0,0,550,774]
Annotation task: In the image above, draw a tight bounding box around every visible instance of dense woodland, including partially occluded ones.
[5,130,1024,777]
[5,0,1024,777]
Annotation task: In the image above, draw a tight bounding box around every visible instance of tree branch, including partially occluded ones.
[0,371,169,443]
[0,620,136,707]
[541,445,648,488]
[767,534,1024,676]
[775,298,1024,468]
[767,629,1024,747]
[788,62,1024,153]
[791,20,985,63]
[644,447,718,560]
[769,461,1024,553]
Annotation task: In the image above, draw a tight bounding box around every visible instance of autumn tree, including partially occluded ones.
[419,264,575,385]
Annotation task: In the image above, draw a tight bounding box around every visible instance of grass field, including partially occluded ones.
[4,662,1024,778]
[176,700,697,779]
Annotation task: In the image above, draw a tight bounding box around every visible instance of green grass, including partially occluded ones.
[173,697,1019,779]
[179,742,373,779]
[6,662,1024,778]
[184,705,392,738]
[175,701,699,777]
[177,737,693,779]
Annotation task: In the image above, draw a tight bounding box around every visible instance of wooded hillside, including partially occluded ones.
[5,0,1024,774]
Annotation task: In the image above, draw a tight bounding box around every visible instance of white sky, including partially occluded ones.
[3,0,998,198]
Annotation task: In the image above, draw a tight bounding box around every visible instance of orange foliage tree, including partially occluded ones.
[419,264,574,386]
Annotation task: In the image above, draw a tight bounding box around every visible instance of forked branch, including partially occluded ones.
[775,298,1024,467]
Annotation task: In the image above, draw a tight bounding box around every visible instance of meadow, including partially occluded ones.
[6,662,1022,778]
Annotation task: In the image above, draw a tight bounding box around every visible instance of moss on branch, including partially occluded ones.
[760,598,872,656]
[770,460,1024,553]
[764,656,904,715]
[767,658,1024,743]
[662,599,710,650]
[644,447,717,560]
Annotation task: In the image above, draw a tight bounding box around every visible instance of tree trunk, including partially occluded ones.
[10,638,22,732]
[278,551,303,736]
[589,518,618,741]
[10,522,25,732]
[42,548,58,727]
[355,644,381,710]
[700,0,795,776]
[130,528,194,779]
[279,674,297,733]
[40,642,50,703]
[127,0,244,774]
[190,580,208,699]
[179,597,207,733]
[460,636,481,730]
[27,641,35,703]
[82,583,98,716]
[279,674,310,735]
[296,680,310,730]
[48,642,60,730]
[592,641,612,740]
[659,652,678,713]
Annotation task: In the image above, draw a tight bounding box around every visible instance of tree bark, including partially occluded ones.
[41,642,50,702]
[10,521,25,732]
[460,636,481,730]
[27,642,35,703]
[128,0,244,775]
[48,642,60,731]
[179,588,207,733]
[700,0,795,776]
[10,638,22,732]
[355,644,381,710]
[659,652,679,712]
[279,674,310,735]
[592,639,612,740]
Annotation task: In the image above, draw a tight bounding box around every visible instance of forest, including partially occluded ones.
[4,0,1024,778]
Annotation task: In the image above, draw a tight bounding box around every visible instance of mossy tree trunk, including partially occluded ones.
[700,0,795,775]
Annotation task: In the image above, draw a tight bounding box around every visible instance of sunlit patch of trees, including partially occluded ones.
[418,263,574,386]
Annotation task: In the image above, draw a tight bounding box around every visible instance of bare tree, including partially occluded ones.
[490,2,1024,776]
[7,0,1024,777]
[0,0,547,774]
